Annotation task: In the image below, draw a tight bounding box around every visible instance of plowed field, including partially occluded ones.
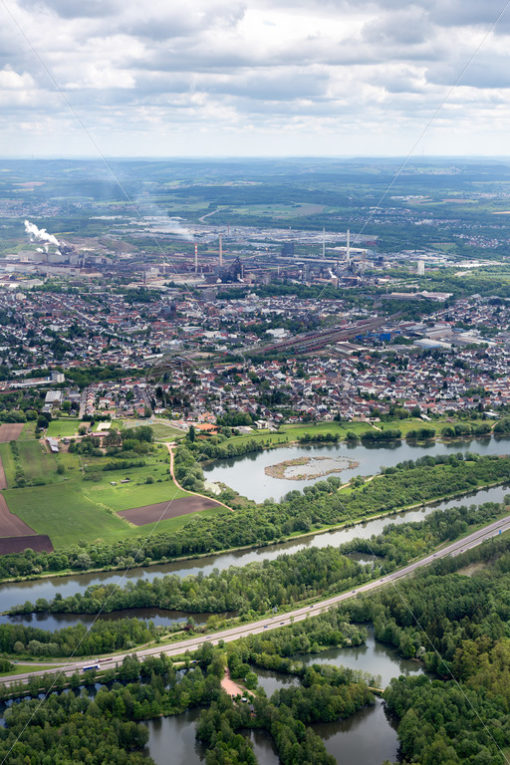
[0,424,24,443]
[118,496,222,526]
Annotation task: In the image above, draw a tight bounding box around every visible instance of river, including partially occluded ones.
[1,481,507,622]
[0,436,501,763]
[204,435,510,502]
[1,436,508,631]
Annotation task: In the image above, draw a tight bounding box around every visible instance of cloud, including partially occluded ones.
[0,0,510,155]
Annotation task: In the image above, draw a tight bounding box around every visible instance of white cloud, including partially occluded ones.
[0,0,510,155]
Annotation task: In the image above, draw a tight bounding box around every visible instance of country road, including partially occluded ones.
[4,512,510,688]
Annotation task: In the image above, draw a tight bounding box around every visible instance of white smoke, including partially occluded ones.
[24,220,60,247]
[165,218,194,241]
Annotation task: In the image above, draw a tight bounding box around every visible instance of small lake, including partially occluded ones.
[315,698,398,765]
[0,608,208,631]
[297,627,422,689]
[204,436,510,502]
[146,628,410,764]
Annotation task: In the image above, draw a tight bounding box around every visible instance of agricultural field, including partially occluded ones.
[0,424,25,443]
[0,438,219,549]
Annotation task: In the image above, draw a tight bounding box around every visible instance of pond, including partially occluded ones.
[315,698,399,765]
[146,628,412,764]
[0,608,209,631]
[146,711,282,765]
[296,626,423,688]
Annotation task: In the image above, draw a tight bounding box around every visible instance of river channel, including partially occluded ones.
[2,438,499,763]
[1,479,507,622]
[0,437,508,627]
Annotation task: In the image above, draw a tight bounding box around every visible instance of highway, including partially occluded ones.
[4,512,510,688]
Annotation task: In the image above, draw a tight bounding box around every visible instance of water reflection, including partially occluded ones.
[297,627,423,688]
[0,609,208,630]
[0,481,508,615]
[314,698,399,765]
[145,709,205,765]
[204,436,510,502]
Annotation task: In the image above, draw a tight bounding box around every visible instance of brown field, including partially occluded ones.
[0,495,38,537]
[119,496,222,526]
[0,424,24,443]
[0,535,53,554]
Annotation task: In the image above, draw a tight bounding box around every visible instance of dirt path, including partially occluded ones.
[338,473,378,491]
[166,443,234,512]
[221,668,245,697]
[198,207,220,223]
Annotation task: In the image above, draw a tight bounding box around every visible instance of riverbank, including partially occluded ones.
[0,473,508,588]
[1,508,509,691]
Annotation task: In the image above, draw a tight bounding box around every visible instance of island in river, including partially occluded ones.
[265,455,359,481]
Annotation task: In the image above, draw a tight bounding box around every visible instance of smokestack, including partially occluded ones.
[219,234,223,268]
[322,228,325,259]
[194,243,198,273]
[346,229,351,264]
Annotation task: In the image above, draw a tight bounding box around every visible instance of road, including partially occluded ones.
[4,513,510,688]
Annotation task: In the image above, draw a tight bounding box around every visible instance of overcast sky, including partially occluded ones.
[1,0,510,157]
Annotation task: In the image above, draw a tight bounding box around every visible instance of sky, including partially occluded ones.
[1,0,510,157]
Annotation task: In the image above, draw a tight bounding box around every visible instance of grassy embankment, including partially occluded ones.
[224,416,493,449]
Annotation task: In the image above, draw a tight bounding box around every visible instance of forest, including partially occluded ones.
[0,615,375,765]
[3,525,510,761]
[339,534,510,763]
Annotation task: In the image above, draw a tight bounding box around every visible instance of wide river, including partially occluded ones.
[2,437,504,763]
[1,437,509,621]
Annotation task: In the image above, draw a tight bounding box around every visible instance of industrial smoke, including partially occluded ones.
[24,220,60,247]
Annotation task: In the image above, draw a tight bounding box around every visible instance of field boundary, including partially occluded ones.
[167,443,234,513]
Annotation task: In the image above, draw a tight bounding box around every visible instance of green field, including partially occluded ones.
[119,419,185,442]
[0,444,16,487]
[18,422,36,441]
[149,422,186,442]
[3,482,132,546]
[46,419,81,438]
[0,441,213,548]
[225,416,492,449]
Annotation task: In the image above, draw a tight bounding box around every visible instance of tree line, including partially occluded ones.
[9,499,508,657]
[0,452,508,583]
